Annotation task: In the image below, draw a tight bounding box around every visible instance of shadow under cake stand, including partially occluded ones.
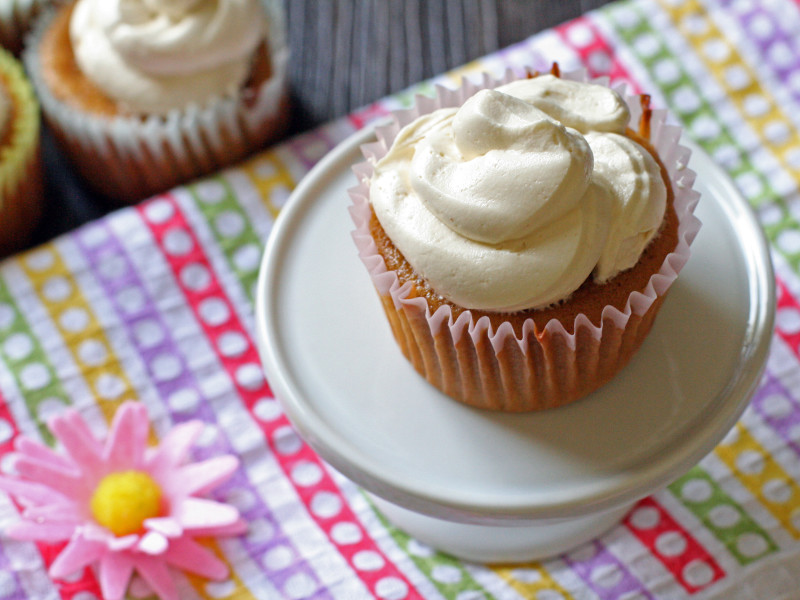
[255,126,775,563]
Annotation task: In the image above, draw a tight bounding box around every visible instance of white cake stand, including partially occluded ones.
[254,126,774,562]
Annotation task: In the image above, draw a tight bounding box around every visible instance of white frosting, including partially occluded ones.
[69,0,266,115]
[369,75,668,312]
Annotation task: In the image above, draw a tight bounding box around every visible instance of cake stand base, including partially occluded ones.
[368,493,633,563]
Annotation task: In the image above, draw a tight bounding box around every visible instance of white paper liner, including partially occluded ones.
[349,68,702,411]
[23,0,289,204]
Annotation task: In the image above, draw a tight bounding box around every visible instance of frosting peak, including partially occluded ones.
[369,76,668,313]
[70,0,266,114]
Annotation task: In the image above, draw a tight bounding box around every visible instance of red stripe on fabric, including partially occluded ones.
[556,16,641,91]
[0,397,102,599]
[139,195,423,600]
[625,497,724,593]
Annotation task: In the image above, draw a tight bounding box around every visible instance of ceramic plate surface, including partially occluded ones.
[255,126,774,524]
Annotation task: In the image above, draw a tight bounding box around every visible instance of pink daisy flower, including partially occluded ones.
[0,401,247,600]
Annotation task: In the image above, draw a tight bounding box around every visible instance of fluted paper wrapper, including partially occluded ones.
[349,69,702,412]
[23,0,289,205]
[0,0,48,55]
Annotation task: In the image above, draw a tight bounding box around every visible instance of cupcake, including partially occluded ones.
[24,0,289,204]
[350,66,700,412]
[0,47,43,256]
[0,0,50,55]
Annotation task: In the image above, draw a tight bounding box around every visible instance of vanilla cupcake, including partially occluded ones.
[25,0,289,204]
[350,67,700,412]
[0,0,50,55]
[0,48,42,256]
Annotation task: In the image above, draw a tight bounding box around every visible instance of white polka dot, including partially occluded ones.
[590,563,623,588]
[653,58,681,85]
[273,426,302,455]
[70,593,99,600]
[0,419,14,445]
[20,363,50,391]
[168,388,200,413]
[618,593,647,600]
[509,568,541,583]
[284,574,317,599]
[748,14,774,39]
[80,226,109,249]
[253,398,282,421]
[736,532,769,558]
[762,479,792,504]
[331,522,362,545]
[744,94,769,117]
[116,287,146,315]
[762,393,793,418]
[719,426,740,446]
[612,7,640,28]
[215,212,245,238]
[180,264,211,292]
[375,577,408,600]
[630,506,660,530]
[566,23,593,47]
[777,308,800,335]
[263,546,294,570]
[671,86,701,112]
[353,550,385,571]
[406,538,434,557]
[291,461,323,486]
[691,115,721,141]
[25,250,54,271]
[787,147,800,169]
[4,333,33,361]
[233,244,262,272]
[195,424,219,448]
[535,591,565,600]
[195,181,227,204]
[254,160,277,179]
[59,308,89,332]
[702,38,729,62]
[151,354,182,382]
[708,504,740,529]
[760,203,783,226]
[42,277,72,303]
[735,450,765,475]
[431,565,462,584]
[310,491,342,518]
[36,397,66,423]
[1,453,18,475]
[204,580,235,599]
[455,592,486,600]
[682,560,714,588]
[246,518,275,544]
[163,229,193,256]
[681,478,713,503]
[134,319,165,349]
[735,172,764,199]
[225,488,256,512]
[236,363,265,390]
[270,185,292,210]
[764,121,790,144]
[682,13,708,35]
[98,255,126,281]
[95,374,125,399]
[218,331,247,357]
[655,531,687,557]
[144,199,175,223]
[0,304,14,330]
[78,339,107,367]
[778,228,800,254]
[769,41,793,68]
[199,298,230,326]
[587,50,612,73]
[724,65,750,90]
[633,33,660,57]
[712,145,741,170]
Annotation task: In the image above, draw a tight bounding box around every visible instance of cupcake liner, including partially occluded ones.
[23,0,290,205]
[0,47,42,256]
[350,68,702,411]
[0,0,48,55]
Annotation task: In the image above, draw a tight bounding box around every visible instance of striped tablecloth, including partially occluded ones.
[2,0,800,598]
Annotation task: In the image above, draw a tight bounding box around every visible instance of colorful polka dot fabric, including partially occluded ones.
[2,0,800,598]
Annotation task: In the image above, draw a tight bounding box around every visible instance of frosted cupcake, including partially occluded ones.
[0,48,42,256]
[0,0,50,55]
[25,0,289,204]
[350,67,700,411]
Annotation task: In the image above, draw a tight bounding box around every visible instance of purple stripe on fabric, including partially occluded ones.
[564,540,654,600]
[285,129,339,171]
[0,542,30,600]
[74,221,334,597]
[751,372,800,456]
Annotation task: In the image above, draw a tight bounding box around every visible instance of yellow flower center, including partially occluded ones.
[90,470,163,536]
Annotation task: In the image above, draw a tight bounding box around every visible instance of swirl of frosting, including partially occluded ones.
[69,0,266,114]
[369,76,668,313]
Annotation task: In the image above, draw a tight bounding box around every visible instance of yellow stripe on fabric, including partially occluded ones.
[714,424,800,538]
[661,0,800,176]
[492,563,575,599]
[242,150,296,220]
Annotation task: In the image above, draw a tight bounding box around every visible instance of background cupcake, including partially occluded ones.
[0,0,51,55]
[24,0,289,205]
[350,68,701,412]
[0,47,42,256]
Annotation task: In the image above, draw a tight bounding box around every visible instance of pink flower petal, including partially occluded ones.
[176,498,239,530]
[23,502,83,525]
[143,517,183,538]
[185,518,248,538]
[103,403,149,470]
[137,531,168,555]
[14,437,74,471]
[133,555,179,600]
[0,475,70,506]
[145,420,204,477]
[98,552,135,600]
[164,537,229,580]
[6,521,76,542]
[106,535,140,552]
[49,536,106,579]
[166,455,239,497]
[13,456,87,499]
[49,411,105,477]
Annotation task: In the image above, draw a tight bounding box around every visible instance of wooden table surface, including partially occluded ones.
[32,0,611,249]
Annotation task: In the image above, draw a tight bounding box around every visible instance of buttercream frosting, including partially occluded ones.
[369,75,668,312]
[69,0,266,115]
